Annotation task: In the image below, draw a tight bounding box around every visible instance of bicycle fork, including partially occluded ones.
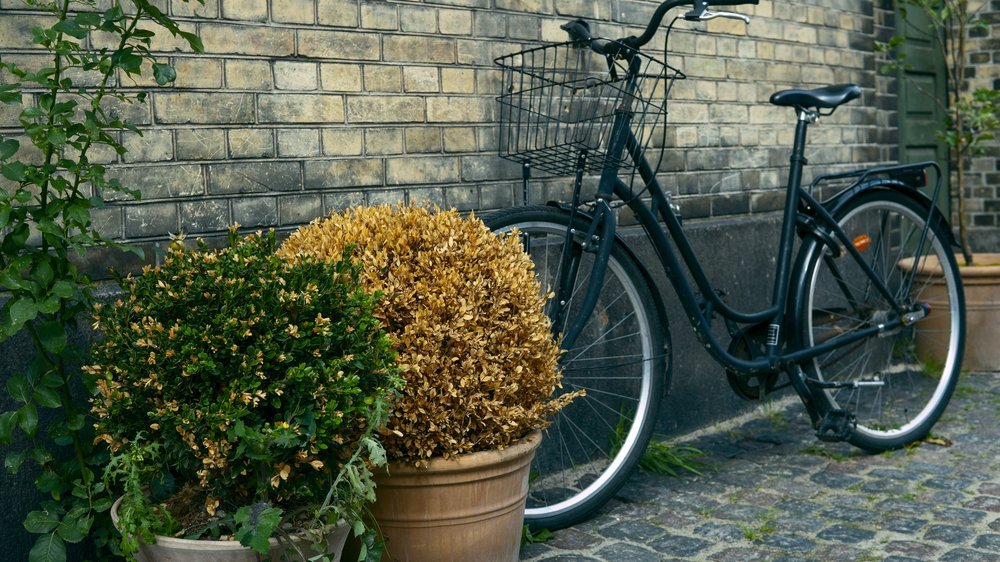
[553,198,617,350]
[551,102,635,350]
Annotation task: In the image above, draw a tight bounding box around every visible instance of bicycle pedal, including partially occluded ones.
[815,409,855,442]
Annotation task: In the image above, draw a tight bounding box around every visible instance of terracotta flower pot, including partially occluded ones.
[370,430,542,562]
[110,497,350,562]
[901,252,1000,371]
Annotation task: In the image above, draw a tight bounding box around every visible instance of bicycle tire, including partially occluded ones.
[797,190,965,451]
[482,205,666,531]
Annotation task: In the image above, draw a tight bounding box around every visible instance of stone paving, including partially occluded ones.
[520,372,1000,562]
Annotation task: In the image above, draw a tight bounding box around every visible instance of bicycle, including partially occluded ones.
[484,0,966,531]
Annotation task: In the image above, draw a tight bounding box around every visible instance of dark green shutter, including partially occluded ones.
[896,4,949,212]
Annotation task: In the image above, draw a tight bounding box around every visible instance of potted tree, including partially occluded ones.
[277,205,579,562]
[881,0,1000,369]
[86,228,402,561]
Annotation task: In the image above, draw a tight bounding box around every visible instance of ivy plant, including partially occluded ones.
[0,1,203,560]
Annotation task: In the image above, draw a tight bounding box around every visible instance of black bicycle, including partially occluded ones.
[485,0,966,531]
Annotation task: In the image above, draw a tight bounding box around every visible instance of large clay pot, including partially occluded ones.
[110,497,350,562]
[902,253,1000,371]
[371,430,542,562]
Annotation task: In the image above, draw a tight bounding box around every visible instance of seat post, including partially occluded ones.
[767,107,818,357]
[788,108,816,188]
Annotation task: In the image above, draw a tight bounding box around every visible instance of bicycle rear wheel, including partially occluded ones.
[483,205,666,531]
[798,190,964,451]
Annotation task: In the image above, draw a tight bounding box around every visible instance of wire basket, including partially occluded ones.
[496,41,683,178]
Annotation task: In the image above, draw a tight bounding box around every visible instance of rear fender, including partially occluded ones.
[789,179,955,348]
[822,179,958,248]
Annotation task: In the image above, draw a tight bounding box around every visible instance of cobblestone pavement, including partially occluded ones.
[520,372,1000,562]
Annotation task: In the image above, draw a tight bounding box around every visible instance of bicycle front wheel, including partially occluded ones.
[798,190,965,451]
[483,205,666,531]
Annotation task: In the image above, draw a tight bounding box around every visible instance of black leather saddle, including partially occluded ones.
[769,84,861,110]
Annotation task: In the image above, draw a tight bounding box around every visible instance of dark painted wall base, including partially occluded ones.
[617,213,790,437]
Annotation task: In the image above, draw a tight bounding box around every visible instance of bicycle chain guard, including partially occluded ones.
[726,322,781,401]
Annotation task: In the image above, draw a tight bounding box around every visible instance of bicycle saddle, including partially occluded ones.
[769,84,861,110]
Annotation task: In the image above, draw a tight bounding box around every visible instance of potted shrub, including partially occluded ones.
[277,205,579,562]
[880,0,1000,369]
[85,228,402,561]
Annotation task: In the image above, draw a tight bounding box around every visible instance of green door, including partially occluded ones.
[896,4,949,212]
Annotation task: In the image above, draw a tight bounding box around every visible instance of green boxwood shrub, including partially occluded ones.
[86,229,400,555]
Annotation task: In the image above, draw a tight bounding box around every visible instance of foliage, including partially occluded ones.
[277,205,578,463]
[876,0,999,265]
[611,415,708,477]
[87,229,401,559]
[0,1,203,560]
[520,524,554,547]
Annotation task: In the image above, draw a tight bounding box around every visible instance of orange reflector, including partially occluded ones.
[853,234,871,252]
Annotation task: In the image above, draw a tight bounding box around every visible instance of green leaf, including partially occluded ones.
[179,30,204,53]
[28,532,66,562]
[36,470,61,494]
[55,513,87,543]
[7,373,31,403]
[37,321,67,355]
[53,19,88,40]
[152,62,176,85]
[0,138,18,160]
[19,403,39,437]
[6,449,26,473]
[0,411,16,444]
[65,413,85,432]
[92,496,112,513]
[37,296,61,315]
[33,386,62,409]
[24,510,60,534]
[234,504,282,554]
[50,281,76,299]
[9,298,39,328]
[0,268,24,291]
[0,83,21,104]
[32,260,55,291]
[47,128,67,147]
[28,446,55,464]
[2,161,27,181]
[76,12,101,27]
[2,223,30,253]
[39,371,63,389]
[63,200,90,228]
[103,5,125,26]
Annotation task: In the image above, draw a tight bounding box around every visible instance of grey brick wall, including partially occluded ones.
[964,0,1000,252]
[3,0,993,271]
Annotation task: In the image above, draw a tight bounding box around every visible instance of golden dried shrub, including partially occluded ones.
[278,205,575,462]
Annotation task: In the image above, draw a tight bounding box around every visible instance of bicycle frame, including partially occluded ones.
[555,99,939,380]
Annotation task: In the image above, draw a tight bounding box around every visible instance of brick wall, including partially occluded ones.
[964,0,1000,252]
[1,0,915,273]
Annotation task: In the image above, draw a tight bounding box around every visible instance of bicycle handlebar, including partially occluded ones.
[624,0,759,49]
[562,0,758,57]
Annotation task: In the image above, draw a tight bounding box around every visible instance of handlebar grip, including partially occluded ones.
[561,19,618,56]
[560,19,593,45]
